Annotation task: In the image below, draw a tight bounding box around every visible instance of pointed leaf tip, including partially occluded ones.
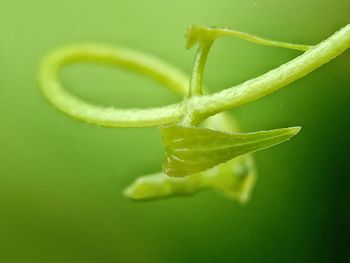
[160,124,301,177]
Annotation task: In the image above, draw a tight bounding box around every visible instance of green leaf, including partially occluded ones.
[160,124,301,177]
[124,113,257,203]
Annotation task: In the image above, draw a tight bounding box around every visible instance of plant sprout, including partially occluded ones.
[38,24,350,203]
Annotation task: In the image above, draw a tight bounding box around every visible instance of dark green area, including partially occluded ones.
[1,1,349,262]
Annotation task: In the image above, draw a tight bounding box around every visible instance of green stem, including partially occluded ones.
[39,24,350,127]
[186,25,313,51]
[188,41,213,97]
[190,24,350,121]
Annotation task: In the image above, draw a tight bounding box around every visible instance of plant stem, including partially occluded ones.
[190,24,350,120]
[188,41,213,97]
[39,24,350,127]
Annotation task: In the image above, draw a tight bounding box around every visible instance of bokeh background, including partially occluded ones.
[1,1,349,262]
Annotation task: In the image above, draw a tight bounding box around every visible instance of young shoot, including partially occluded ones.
[38,24,350,203]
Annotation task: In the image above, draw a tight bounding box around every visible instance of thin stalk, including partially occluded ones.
[188,41,213,97]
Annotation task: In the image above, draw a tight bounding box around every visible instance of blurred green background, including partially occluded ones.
[1,1,349,262]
